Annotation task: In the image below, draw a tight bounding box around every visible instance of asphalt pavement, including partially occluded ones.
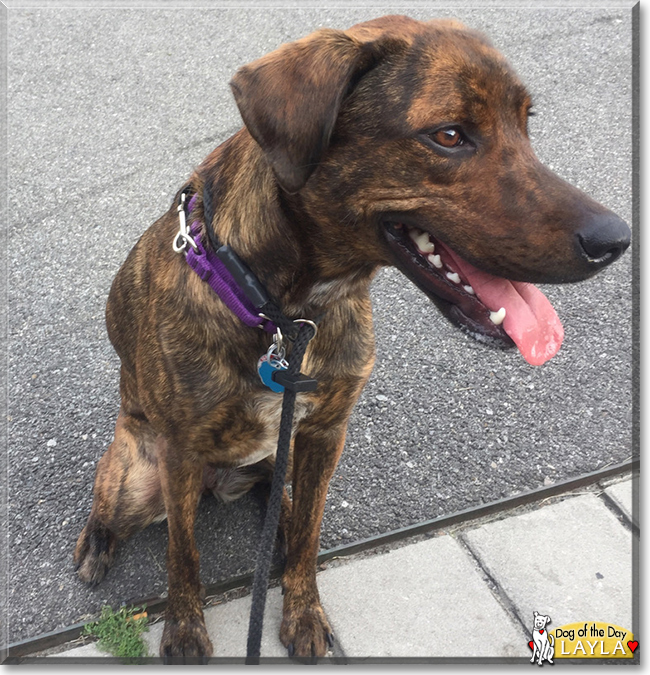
[5,1,634,644]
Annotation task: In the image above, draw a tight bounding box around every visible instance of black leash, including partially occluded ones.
[245,321,316,663]
[198,183,318,662]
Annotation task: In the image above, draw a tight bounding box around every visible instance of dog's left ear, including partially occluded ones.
[230,29,391,193]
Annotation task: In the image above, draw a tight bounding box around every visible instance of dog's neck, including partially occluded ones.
[198,129,378,317]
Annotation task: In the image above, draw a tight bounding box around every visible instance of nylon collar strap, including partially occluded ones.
[173,186,315,340]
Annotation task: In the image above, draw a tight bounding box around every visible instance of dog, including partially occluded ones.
[74,15,630,661]
[531,612,554,665]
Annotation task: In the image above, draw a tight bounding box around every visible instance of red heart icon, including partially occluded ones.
[628,641,638,653]
[528,641,534,650]
[539,630,544,634]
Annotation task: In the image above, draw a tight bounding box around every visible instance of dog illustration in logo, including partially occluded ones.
[530,611,555,665]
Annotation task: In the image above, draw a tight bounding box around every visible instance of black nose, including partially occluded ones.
[577,212,631,268]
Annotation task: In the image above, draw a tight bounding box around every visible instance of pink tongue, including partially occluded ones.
[446,251,564,366]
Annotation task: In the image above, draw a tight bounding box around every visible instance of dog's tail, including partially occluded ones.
[549,634,555,647]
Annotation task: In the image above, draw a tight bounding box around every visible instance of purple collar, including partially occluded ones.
[178,192,276,332]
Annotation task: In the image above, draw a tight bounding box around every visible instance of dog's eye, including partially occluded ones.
[419,125,475,158]
[429,128,464,148]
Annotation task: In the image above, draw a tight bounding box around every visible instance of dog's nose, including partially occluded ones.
[577,212,631,268]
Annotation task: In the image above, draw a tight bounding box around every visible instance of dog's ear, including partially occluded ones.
[230,29,389,194]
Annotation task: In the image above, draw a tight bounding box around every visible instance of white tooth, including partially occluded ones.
[429,254,443,268]
[408,227,422,242]
[415,232,435,253]
[446,272,461,284]
[490,307,506,325]
[463,285,475,294]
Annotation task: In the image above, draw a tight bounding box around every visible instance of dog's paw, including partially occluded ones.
[73,521,117,586]
[160,613,213,664]
[280,599,333,660]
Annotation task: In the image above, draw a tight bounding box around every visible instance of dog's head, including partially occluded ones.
[533,612,551,630]
[230,15,630,365]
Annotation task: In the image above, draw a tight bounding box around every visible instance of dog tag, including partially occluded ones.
[257,353,288,393]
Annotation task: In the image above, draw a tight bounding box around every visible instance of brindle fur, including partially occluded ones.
[75,15,627,661]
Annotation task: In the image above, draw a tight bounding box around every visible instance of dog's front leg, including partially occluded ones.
[280,424,348,658]
[157,437,213,663]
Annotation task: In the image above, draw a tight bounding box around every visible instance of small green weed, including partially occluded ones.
[82,605,149,659]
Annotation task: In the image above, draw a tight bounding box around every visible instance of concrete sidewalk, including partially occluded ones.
[40,472,636,662]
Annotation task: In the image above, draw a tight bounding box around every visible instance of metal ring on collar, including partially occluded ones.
[258,312,271,329]
[293,318,318,336]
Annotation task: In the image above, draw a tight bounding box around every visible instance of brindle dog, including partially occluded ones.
[74,15,630,661]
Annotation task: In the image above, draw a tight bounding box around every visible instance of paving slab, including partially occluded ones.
[46,642,105,658]
[141,587,287,658]
[54,587,287,658]
[463,495,633,631]
[604,478,635,525]
[317,535,527,658]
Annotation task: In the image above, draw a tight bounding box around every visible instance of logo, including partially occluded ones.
[529,611,555,665]
[553,621,636,659]
[527,614,637,662]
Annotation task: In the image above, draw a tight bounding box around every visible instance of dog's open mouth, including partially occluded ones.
[383,221,564,366]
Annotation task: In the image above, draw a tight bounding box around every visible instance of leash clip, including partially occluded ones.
[270,327,286,361]
[172,191,198,253]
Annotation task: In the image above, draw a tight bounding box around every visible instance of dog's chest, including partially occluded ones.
[228,389,312,466]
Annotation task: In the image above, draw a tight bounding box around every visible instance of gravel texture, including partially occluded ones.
[6,4,633,642]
